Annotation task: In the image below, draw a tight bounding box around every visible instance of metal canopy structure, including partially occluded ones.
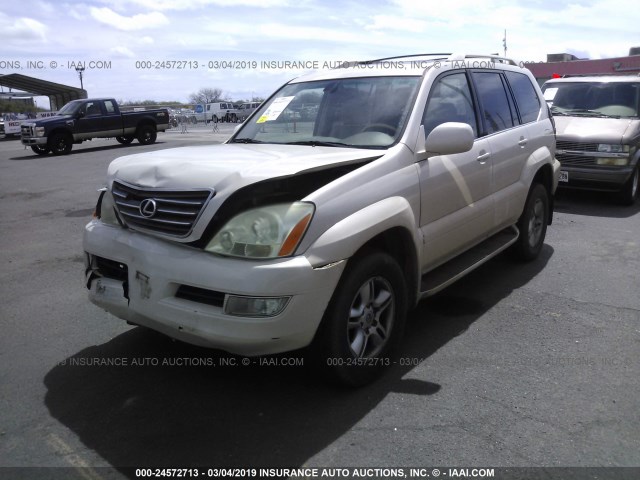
[0,73,87,110]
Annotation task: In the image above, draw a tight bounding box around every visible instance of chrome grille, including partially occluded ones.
[556,141,598,152]
[21,125,34,138]
[112,181,214,237]
[556,153,595,166]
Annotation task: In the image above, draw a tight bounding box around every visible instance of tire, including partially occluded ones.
[313,251,407,387]
[618,166,639,206]
[137,125,157,145]
[49,133,73,155]
[31,145,50,155]
[115,136,134,145]
[512,183,549,261]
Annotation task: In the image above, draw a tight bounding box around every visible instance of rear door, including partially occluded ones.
[470,70,540,228]
[102,99,123,137]
[418,71,494,271]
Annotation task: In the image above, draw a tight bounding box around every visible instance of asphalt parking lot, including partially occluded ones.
[0,126,638,479]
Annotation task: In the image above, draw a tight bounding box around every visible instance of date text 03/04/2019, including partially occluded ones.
[134,467,496,478]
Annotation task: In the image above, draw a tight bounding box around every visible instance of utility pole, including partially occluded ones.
[75,66,85,90]
[503,29,507,57]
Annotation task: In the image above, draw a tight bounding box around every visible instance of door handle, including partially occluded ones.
[476,151,491,163]
[518,137,528,147]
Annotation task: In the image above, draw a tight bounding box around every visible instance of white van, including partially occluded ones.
[205,102,239,123]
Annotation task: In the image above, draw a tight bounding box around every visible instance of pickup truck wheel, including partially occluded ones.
[314,251,406,387]
[115,136,134,145]
[618,166,638,206]
[512,183,549,261]
[49,133,72,155]
[31,145,50,155]
[137,125,157,145]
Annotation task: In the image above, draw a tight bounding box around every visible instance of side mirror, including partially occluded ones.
[424,122,474,159]
[77,111,85,118]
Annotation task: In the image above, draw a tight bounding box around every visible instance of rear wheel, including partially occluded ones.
[313,251,406,387]
[49,133,72,155]
[512,183,549,261]
[137,125,157,145]
[31,145,50,155]
[115,136,134,145]
[618,166,639,206]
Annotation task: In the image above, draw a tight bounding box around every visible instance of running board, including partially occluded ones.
[419,225,519,298]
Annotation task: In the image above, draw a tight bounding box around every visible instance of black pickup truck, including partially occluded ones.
[21,98,169,155]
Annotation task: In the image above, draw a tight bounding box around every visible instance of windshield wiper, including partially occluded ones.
[567,109,619,118]
[230,138,265,144]
[284,140,351,147]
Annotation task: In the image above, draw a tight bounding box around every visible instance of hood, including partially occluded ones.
[107,144,382,192]
[25,114,70,127]
[554,116,636,144]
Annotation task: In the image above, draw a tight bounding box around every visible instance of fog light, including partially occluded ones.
[224,295,290,317]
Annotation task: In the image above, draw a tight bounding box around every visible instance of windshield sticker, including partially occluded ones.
[543,88,558,101]
[256,96,296,123]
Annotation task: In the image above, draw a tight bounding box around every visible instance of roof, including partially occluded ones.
[290,53,526,83]
[526,55,640,80]
[543,75,640,84]
[0,73,87,110]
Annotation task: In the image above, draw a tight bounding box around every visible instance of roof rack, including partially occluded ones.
[358,53,453,65]
[345,53,518,68]
[458,54,518,66]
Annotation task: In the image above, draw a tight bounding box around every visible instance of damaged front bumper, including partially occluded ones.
[83,220,345,356]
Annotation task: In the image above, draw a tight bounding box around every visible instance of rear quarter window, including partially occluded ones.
[505,71,541,124]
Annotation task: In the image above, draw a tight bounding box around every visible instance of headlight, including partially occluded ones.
[595,158,630,166]
[597,144,629,154]
[35,127,46,137]
[205,202,314,259]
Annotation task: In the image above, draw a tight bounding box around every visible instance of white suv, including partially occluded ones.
[84,54,560,386]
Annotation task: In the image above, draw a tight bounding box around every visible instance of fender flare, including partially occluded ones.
[305,196,420,268]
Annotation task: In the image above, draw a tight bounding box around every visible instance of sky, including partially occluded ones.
[0,0,638,109]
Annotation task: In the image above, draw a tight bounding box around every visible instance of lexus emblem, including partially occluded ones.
[139,198,158,218]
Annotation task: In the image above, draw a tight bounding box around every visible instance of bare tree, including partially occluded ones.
[188,88,224,105]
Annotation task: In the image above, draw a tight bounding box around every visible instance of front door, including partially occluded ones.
[418,71,494,271]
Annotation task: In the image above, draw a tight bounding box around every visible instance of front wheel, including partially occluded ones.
[512,183,549,261]
[49,133,72,155]
[115,136,134,145]
[313,251,407,387]
[618,166,639,206]
[137,125,157,145]
[31,145,50,155]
